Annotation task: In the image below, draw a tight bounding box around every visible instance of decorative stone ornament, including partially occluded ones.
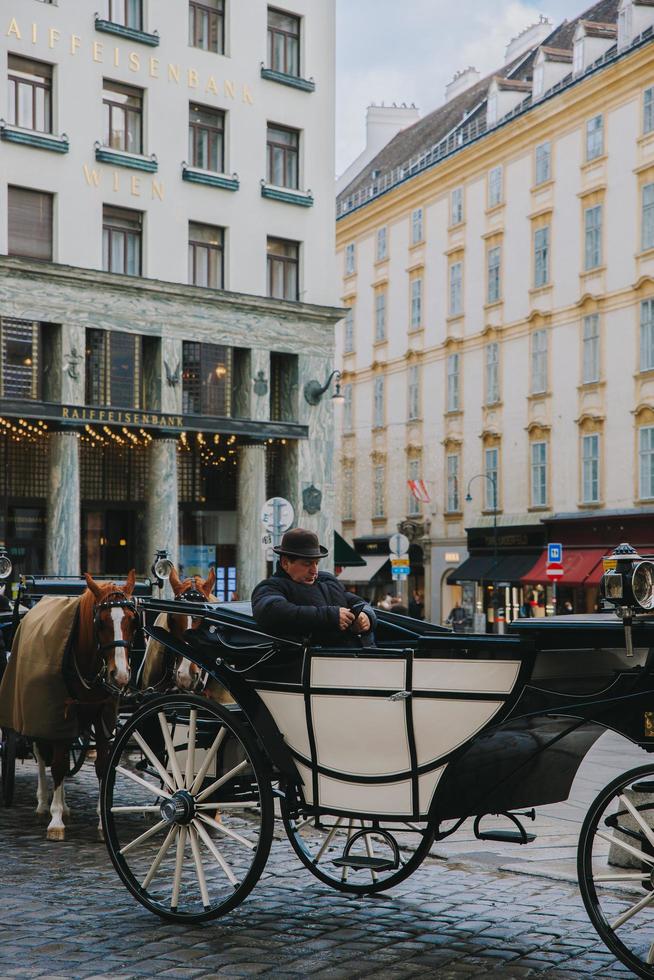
[302,484,322,514]
[253,370,269,396]
[164,360,180,387]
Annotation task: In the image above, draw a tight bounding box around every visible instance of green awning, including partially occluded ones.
[334,531,366,567]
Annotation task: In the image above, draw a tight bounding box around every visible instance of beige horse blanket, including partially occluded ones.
[0,596,82,741]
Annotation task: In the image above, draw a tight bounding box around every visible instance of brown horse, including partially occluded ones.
[33,571,139,840]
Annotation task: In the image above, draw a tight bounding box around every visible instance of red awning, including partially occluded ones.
[521,548,608,586]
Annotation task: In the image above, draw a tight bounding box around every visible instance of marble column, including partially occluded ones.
[147,438,179,571]
[46,431,81,575]
[237,443,267,601]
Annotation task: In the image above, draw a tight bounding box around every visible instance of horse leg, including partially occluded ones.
[33,743,50,816]
[46,744,69,841]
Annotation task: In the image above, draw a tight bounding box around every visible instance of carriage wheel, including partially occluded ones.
[101,693,274,923]
[578,763,654,978]
[1,727,16,806]
[67,731,91,778]
[280,786,434,894]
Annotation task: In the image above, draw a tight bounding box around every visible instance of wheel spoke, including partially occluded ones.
[197,812,256,850]
[189,726,226,795]
[195,801,260,811]
[596,829,654,866]
[610,890,654,930]
[188,823,210,909]
[171,825,187,910]
[158,712,185,790]
[132,730,176,793]
[111,805,161,814]
[193,817,239,886]
[341,819,354,883]
[361,820,378,883]
[647,941,654,966]
[593,872,651,882]
[115,765,173,800]
[185,709,197,790]
[314,817,342,863]
[120,818,168,856]
[141,825,178,890]
[619,794,654,850]
[195,759,249,803]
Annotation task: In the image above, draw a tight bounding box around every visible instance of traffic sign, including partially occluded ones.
[546,563,564,580]
[388,532,410,557]
[390,556,410,568]
[391,566,411,577]
[547,543,563,564]
[260,497,294,535]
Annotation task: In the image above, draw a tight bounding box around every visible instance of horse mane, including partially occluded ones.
[76,581,124,656]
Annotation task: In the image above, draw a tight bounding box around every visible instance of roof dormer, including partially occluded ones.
[486,77,532,126]
[532,47,573,101]
[618,0,654,52]
[572,21,617,75]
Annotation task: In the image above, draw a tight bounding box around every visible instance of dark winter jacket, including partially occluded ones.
[251,567,377,646]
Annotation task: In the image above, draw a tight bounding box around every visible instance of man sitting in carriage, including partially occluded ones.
[252,528,376,647]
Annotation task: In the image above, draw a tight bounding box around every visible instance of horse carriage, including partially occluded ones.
[6,545,654,975]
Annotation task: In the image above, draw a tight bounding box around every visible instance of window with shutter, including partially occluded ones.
[8,186,53,261]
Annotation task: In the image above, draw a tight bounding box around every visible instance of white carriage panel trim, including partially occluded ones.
[413,659,521,694]
[317,773,413,816]
[294,760,314,805]
[412,698,505,767]
[311,656,406,690]
[312,695,411,777]
[418,766,447,817]
[167,722,217,780]
[257,690,311,759]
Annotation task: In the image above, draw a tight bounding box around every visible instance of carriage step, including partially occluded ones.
[476,830,536,844]
[331,855,397,871]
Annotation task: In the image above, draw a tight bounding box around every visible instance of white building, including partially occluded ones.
[0,0,340,597]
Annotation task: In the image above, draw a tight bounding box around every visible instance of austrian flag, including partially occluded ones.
[408,479,431,503]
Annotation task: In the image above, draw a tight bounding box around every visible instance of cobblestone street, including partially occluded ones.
[0,741,643,980]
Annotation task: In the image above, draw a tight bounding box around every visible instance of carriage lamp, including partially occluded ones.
[151,550,174,588]
[600,543,654,656]
[0,550,12,580]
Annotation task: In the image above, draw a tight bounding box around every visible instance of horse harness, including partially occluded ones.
[73,590,138,694]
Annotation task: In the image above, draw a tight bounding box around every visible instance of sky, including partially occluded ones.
[335,0,587,176]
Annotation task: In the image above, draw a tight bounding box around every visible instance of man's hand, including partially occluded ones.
[338,607,356,630]
[350,612,371,634]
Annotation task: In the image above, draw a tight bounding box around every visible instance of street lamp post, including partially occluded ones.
[465,473,499,633]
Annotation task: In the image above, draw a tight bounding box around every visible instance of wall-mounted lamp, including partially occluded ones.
[303,369,344,405]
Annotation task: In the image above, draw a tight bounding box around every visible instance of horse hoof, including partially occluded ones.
[46,827,66,841]
[35,806,49,817]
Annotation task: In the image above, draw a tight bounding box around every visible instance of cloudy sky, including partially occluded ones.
[335,0,584,176]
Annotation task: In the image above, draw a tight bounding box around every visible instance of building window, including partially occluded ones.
[449,261,463,316]
[103,206,142,276]
[485,342,499,405]
[8,186,53,261]
[103,79,143,154]
[531,329,548,394]
[408,364,420,420]
[410,278,422,330]
[86,329,141,408]
[373,463,385,518]
[373,375,384,428]
[189,103,224,173]
[581,433,600,503]
[488,165,503,207]
[446,353,460,413]
[267,123,299,189]
[408,459,420,516]
[586,114,604,161]
[189,0,224,54]
[374,291,386,342]
[534,225,550,287]
[0,319,40,400]
[345,242,355,276]
[106,0,143,29]
[267,7,300,77]
[342,383,353,432]
[535,141,551,185]
[267,237,299,300]
[531,441,548,507]
[411,207,423,244]
[484,447,499,510]
[375,226,387,262]
[188,222,224,289]
[643,183,654,252]
[446,453,460,512]
[584,204,602,270]
[582,313,600,384]
[641,299,654,372]
[8,56,52,133]
[343,466,354,521]
[487,245,501,304]
[343,307,354,353]
[645,86,654,135]
[182,341,231,416]
[640,426,654,499]
[450,186,464,225]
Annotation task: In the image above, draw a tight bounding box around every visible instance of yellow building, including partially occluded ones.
[335,0,654,625]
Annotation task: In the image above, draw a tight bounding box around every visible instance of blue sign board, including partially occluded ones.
[547,543,563,564]
[392,566,411,576]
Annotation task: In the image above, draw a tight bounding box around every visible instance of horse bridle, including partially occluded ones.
[163,588,209,687]
[74,590,138,693]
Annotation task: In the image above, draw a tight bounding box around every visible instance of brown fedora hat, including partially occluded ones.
[273,527,329,559]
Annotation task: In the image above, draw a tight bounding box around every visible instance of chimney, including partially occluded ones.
[365,103,421,155]
[445,67,481,102]
[504,15,552,64]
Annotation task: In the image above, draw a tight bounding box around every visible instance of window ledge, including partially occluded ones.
[372,516,387,524]
[481,509,503,517]
[483,299,503,311]
[342,429,355,438]
[444,511,463,520]
[579,265,606,279]
[577,500,604,509]
[635,498,654,507]
[94,17,160,46]
[0,122,69,153]
[373,338,387,347]
[408,324,423,334]
[527,505,550,513]
[577,380,605,391]
[407,416,423,424]
[446,313,464,324]
[448,220,466,232]
[529,283,552,297]
[527,390,551,401]
[182,165,239,190]
[636,246,654,260]
[638,130,654,148]
[531,178,554,193]
[445,409,462,418]
[485,399,503,409]
[485,202,504,217]
[343,348,355,357]
[371,425,386,433]
[260,66,315,92]
[409,239,425,250]
[374,256,389,268]
[260,182,313,206]
[95,144,158,171]
[635,368,654,380]
[582,153,607,172]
